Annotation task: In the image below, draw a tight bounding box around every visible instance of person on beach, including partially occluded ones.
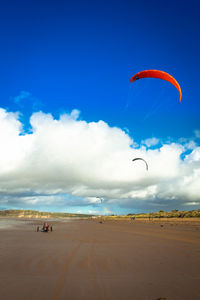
[43,222,50,231]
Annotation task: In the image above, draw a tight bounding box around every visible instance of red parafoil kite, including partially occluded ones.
[130,70,182,104]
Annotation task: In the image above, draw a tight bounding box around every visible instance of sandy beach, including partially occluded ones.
[0,218,200,300]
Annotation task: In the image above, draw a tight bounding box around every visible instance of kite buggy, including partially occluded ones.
[37,222,53,232]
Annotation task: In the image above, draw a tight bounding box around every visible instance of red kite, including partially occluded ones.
[130,70,182,104]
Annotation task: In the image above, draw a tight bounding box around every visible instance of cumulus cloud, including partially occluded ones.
[13,91,32,105]
[0,107,200,212]
[194,129,200,138]
[11,91,43,112]
[142,137,159,147]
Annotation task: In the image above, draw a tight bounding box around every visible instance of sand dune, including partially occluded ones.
[0,218,200,300]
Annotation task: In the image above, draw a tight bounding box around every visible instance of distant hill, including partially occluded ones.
[123,209,200,218]
[1,209,200,219]
[100,209,200,219]
[0,209,94,219]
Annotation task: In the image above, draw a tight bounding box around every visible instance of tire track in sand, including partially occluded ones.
[88,242,109,300]
[52,242,82,300]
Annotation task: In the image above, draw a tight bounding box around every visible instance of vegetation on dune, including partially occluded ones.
[0,209,200,219]
[0,209,94,218]
[101,209,200,220]
[125,209,200,219]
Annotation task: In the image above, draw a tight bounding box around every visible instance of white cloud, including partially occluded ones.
[11,91,43,111]
[194,129,200,138]
[0,108,200,211]
[184,140,196,150]
[142,137,159,147]
[184,201,200,206]
[13,91,31,105]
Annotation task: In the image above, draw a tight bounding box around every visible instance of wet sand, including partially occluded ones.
[0,218,200,300]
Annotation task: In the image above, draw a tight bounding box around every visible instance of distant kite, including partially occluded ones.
[130,70,182,104]
[132,158,148,171]
[97,197,104,204]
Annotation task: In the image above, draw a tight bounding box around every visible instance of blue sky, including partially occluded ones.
[0,0,200,214]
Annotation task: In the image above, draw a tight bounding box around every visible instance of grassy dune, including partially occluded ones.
[0,209,93,219]
[0,209,200,220]
[106,209,200,220]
